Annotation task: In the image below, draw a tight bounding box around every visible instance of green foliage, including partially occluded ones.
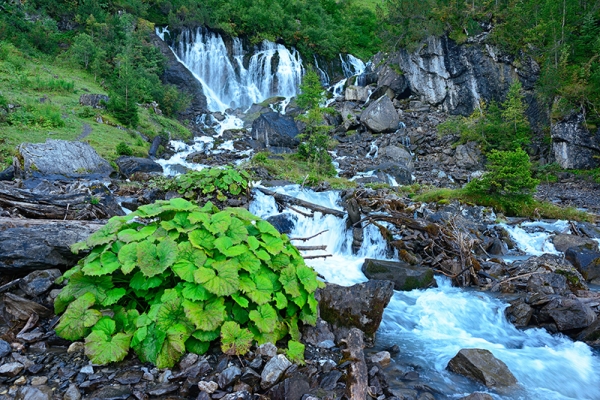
[56,198,323,367]
[464,148,539,214]
[152,166,250,204]
[7,102,65,128]
[116,142,133,156]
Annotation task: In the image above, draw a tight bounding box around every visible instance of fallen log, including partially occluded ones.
[256,187,345,218]
[0,218,104,272]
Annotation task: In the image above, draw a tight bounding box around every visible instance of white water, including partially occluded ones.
[251,186,600,400]
[501,220,570,256]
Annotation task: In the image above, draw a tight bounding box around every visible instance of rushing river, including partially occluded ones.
[250,185,600,400]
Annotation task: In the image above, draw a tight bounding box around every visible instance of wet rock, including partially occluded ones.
[269,376,310,400]
[505,299,533,328]
[360,96,400,133]
[552,234,598,253]
[30,377,48,386]
[577,318,600,343]
[368,162,413,185]
[447,348,517,387]
[266,213,298,234]
[240,367,261,387]
[19,269,61,297]
[527,273,569,296]
[369,351,391,366]
[539,297,596,332]
[115,156,163,179]
[63,384,82,400]
[565,247,600,283]
[67,342,85,354]
[251,112,300,149]
[17,139,114,179]
[362,259,435,291]
[260,354,292,389]
[0,339,11,357]
[15,385,52,400]
[318,279,394,344]
[0,362,24,376]
[514,254,588,292]
[459,393,494,400]
[552,113,600,169]
[147,383,178,396]
[114,370,143,385]
[376,61,410,99]
[218,366,242,389]
[302,318,335,348]
[343,328,368,400]
[79,94,109,109]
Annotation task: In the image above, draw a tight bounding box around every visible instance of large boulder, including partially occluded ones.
[318,280,394,344]
[16,139,114,179]
[345,86,371,102]
[375,57,411,99]
[79,94,109,109]
[116,156,164,179]
[552,233,599,253]
[361,259,435,291]
[447,349,517,388]
[454,142,482,169]
[360,96,400,133]
[538,297,596,332]
[565,247,600,283]
[251,112,300,149]
[551,113,600,169]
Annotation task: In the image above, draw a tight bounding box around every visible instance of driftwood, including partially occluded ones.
[295,245,327,251]
[256,187,345,218]
[4,293,52,320]
[0,217,103,272]
[0,184,123,220]
[290,230,329,242]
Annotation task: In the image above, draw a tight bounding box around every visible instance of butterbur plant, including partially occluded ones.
[54,198,322,368]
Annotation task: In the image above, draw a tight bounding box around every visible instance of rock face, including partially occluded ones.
[79,94,109,109]
[251,112,300,149]
[447,349,517,387]
[362,259,435,291]
[345,86,371,102]
[552,233,598,253]
[360,96,400,133]
[551,113,600,169]
[565,247,600,283]
[375,59,411,99]
[116,156,164,178]
[318,280,394,344]
[539,297,596,331]
[16,140,114,179]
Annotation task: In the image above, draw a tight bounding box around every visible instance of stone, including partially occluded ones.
[0,362,24,376]
[345,85,372,102]
[251,112,300,149]
[198,381,218,394]
[80,365,94,375]
[369,351,391,366]
[15,385,52,400]
[87,385,132,400]
[114,370,143,385]
[266,213,297,234]
[360,96,400,133]
[454,142,482,169]
[257,342,278,358]
[0,165,14,181]
[318,279,394,344]
[527,273,569,296]
[147,384,178,396]
[539,297,596,332]
[343,328,368,400]
[79,94,109,109]
[240,367,261,387]
[367,162,413,185]
[515,254,588,292]
[552,234,598,253]
[260,354,292,389]
[362,259,435,291]
[18,269,61,297]
[302,318,335,348]
[220,391,252,400]
[30,376,48,386]
[376,61,410,99]
[4,293,51,320]
[0,339,11,357]
[67,342,85,353]
[63,384,82,400]
[459,394,494,400]
[447,348,517,387]
[218,366,242,389]
[115,156,163,178]
[565,247,600,283]
[269,376,311,400]
[17,139,114,179]
[577,318,600,343]
[552,113,600,169]
[14,376,26,385]
[319,370,342,390]
[505,299,533,328]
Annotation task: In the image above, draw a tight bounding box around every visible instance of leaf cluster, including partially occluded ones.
[55,198,323,368]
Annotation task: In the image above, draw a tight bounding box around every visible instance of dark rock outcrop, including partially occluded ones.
[565,247,600,283]
[552,233,599,253]
[360,96,400,133]
[551,113,600,169]
[266,213,297,235]
[362,259,435,291]
[116,156,164,179]
[318,280,394,344]
[251,112,300,149]
[538,297,596,332]
[79,94,109,109]
[447,348,517,388]
[0,165,14,181]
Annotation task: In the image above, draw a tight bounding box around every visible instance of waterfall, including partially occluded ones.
[158,27,304,112]
[250,185,600,400]
[340,54,366,78]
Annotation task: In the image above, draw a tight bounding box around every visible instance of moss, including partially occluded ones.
[400,269,434,291]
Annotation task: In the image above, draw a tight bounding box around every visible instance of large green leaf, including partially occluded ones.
[188,211,211,227]
[236,252,261,274]
[130,271,162,291]
[136,239,159,277]
[133,323,166,364]
[246,236,260,251]
[208,211,232,234]
[214,236,233,254]
[260,234,284,255]
[226,218,248,244]
[161,212,195,233]
[154,290,187,332]
[181,282,212,302]
[136,202,166,217]
[183,297,225,331]
[256,220,280,236]
[279,266,301,297]
[246,275,273,305]
[86,223,118,247]
[286,340,305,365]
[296,265,319,293]
[189,228,215,250]
[231,293,249,308]
[220,321,253,356]
[102,288,127,307]
[55,292,102,341]
[249,304,278,333]
[165,197,197,211]
[117,225,157,243]
[118,242,138,274]
[156,323,190,368]
[194,261,239,296]
[99,251,121,275]
[85,318,131,365]
[157,237,178,271]
[185,337,210,355]
[55,272,113,314]
[274,292,288,310]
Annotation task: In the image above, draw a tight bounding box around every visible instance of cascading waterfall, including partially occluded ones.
[158,27,304,112]
[340,54,366,79]
[250,185,600,400]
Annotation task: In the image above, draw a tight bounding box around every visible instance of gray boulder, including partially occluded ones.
[376,58,411,99]
[19,269,61,297]
[552,113,600,169]
[318,279,394,344]
[0,165,14,181]
[266,213,297,234]
[539,297,596,332]
[116,156,164,178]
[17,139,113,179]
[552,233,598,253]
[362,259,435,291]
[454,142,482,169]
[368,162,413,185]
[251,112,300,149]
[345,86,371,102]
[260,354,292,389]
[447,348,517,388]
[459,394,494,400]
[360,96,400,133]
[565,247,600,283]
[79,94,108,109]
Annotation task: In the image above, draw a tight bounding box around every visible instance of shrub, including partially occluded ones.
[116,142,133,156]
[55,198,321,368]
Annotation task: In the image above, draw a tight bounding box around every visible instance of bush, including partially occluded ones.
[55,198,321,367]
[116,142,133,156]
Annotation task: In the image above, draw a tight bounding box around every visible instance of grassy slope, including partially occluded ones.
[0,43,191,170]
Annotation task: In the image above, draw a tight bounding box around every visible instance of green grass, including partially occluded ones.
[0,41,191,170]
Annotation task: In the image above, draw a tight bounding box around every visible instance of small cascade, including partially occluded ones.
[340,54,366,79]
[158,27,303,112]
[366,140,379,159]
[501,220,570,256]
[313,55,330,86]
[156,136,214,176]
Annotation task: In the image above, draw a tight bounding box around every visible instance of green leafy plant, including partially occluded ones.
[55,198,322,368]
[152,166,250,204]
[116,141,133,156]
